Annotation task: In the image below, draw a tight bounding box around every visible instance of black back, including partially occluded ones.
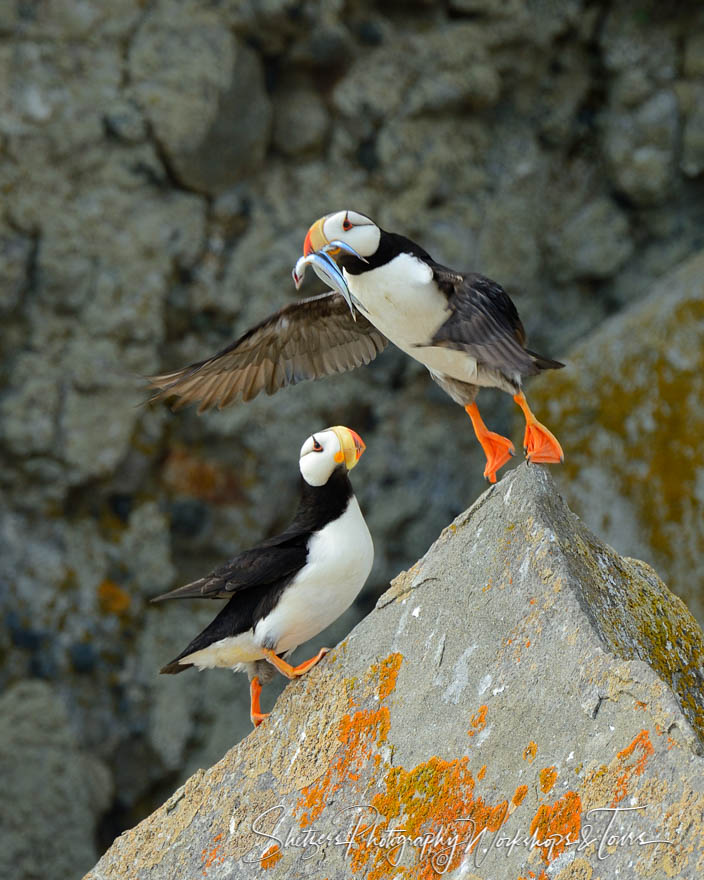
[337,230,433,275]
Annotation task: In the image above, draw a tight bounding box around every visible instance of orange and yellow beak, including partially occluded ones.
[329,426,366,470]
[303,216,332,256]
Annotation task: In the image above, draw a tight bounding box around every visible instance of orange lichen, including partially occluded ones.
[613,729,654,805]
[201,833,224,874]
[467,705,488,737]
[539,766,558,794]
[512,784,529,807]
[97,579,131,615]
[529,791,582,864]
[353,755,510,880]
[260,843,283,870]
[477,764,487,780]
[634,700,647,710]
[297,654,406,828]
[375,653,403,701]
[296,706,390,827]
[523,741,538,763]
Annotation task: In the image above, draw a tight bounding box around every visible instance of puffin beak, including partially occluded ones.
[329,426,366,470]
[303,217,330,256]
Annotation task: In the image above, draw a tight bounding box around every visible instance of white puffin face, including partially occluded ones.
[299,426,366,487]
[321,210,381,258]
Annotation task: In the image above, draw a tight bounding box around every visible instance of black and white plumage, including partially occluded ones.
[150,211,564,482]
[154,426,372,727]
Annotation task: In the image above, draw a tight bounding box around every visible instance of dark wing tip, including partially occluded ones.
[150,577,216,602]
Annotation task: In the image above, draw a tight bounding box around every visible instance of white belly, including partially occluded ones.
[254,497,374,654]
[180,630,264,671]
[345,254,483,385]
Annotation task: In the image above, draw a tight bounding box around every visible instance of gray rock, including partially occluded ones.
[679,82,704,178]
[600,5,678,81]
[85,464,704,880]
[530,250,704,625]
[545,196,633,281]
[9,0,140,39]
[0,681,112,880]
[4,40,123,157]
[0,226,32,313]
[272,81,329,157]
[0,351,61,456]
[225,0,323,56]
[683,29,704,78]
[602,90,679,205]
[449,0,525,17]
[333,24,500,124]
[130,6,271,194]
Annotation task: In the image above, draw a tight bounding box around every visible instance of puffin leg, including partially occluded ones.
[464,402,515,484]
[262,647,329,680]
[249,676,269,727]
[512,392,564,464]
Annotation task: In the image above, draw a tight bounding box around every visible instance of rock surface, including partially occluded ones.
[530,250,704,625]
[86,465,704,880]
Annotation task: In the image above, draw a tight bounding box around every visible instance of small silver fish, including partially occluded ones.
[291,241,368,320]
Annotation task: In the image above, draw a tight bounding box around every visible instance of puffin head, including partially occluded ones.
[299,425,366,487]
[303,210,381,261]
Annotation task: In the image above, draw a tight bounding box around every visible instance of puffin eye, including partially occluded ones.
[342,215,352,232]
[312,438,323,452]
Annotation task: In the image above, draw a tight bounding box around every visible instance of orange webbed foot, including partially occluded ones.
[262,646,329,680]
[480,432,516,483]
[513,392,564,466]
[523,421,564,464]
[465,403,515,483]
[250,676,269,728]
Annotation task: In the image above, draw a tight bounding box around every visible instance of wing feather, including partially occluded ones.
[429,268,544,376]
[149,293,388,411]
[152,542,309,602]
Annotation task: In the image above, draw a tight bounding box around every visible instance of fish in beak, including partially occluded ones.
[292,218,368,320]
[328,425,366,470]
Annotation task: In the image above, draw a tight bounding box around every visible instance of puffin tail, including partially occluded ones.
[159,660,192,675]
[526,349,565,372]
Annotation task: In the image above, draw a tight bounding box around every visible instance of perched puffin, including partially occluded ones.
[150,211,564,483]
[154,425,372,727]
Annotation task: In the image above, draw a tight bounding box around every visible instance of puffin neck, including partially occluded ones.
[337,230,434,275]
[293,467,354,532]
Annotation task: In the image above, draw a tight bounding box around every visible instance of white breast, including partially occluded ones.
[345,254,482,385]
[254,497,374,654]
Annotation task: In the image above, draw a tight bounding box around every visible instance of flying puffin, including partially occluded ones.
[150,211,564,483]
[154,425,372,728]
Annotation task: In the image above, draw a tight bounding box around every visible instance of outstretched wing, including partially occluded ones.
[428,268,545,376]
[149,292,388,412]
[152,536,309,602]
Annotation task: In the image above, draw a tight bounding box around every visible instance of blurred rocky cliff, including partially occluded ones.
[1,1,703,877]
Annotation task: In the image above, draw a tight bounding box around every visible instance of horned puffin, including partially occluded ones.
[150,211,564,483]
[154,425,372,728]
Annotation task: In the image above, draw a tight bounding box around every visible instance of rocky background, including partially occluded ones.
[0,1,702,878]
